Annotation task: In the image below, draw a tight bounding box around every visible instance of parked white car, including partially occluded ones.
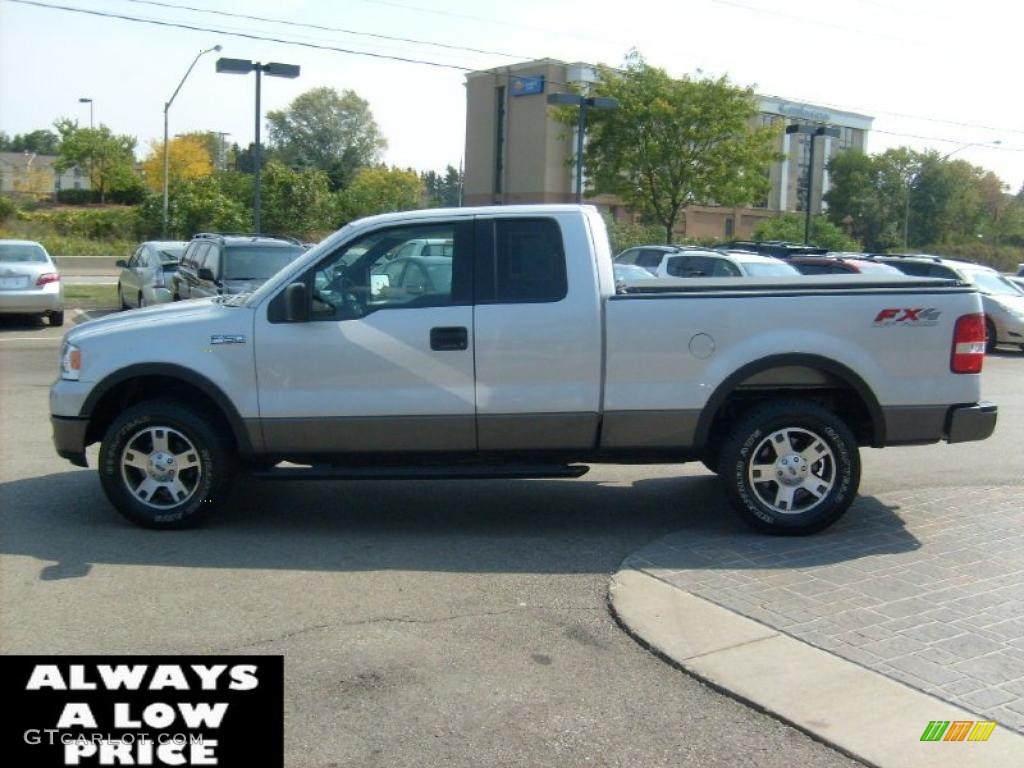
[0,239,64,326]
[656,249,800,278]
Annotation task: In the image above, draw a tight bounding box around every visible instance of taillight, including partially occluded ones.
[951,313,985,373]
[36,272,60,286]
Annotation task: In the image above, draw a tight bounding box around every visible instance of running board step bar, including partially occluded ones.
[250,464,591,481]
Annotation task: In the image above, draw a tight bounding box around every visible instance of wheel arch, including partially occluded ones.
[81,364,257,456]
[694,354,885,451]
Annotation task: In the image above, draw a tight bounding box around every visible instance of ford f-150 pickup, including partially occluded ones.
[50,205,997,533]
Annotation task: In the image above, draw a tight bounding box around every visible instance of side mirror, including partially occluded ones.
[115,259,128,268]
[284,282,310,323]
[197,267,216,282]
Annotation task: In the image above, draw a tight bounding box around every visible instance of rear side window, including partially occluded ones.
[478,218,567,304]
[890,260,930,276]
[616,248,639,265]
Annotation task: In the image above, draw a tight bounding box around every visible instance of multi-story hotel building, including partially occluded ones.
[464,59,873,240]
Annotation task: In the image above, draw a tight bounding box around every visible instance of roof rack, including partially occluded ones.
[191,232,305,246]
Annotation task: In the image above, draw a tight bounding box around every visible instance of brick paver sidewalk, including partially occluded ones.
[627,485,1024,732]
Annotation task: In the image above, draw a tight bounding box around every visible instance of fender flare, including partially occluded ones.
[81,363,256,455]
[693,353,885,449]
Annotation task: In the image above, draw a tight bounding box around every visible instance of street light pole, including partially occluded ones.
[162,45,221,239]
[216,58,301,233]
[547,92,619,204]
[786,124,840,244]
[78,98,93,128]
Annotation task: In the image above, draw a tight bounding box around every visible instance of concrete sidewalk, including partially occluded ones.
[610,486,1024,767]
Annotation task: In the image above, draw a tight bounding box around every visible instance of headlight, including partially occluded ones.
[60,342,81,381]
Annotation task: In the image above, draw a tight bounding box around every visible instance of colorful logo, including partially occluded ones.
[920,720,997,742]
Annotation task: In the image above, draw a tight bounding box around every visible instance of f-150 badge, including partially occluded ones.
[211,334,246,344]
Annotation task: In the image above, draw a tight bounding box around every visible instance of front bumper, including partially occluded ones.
[52,415,89,467]
[947,401,998,444]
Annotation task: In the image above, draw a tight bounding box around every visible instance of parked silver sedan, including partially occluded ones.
[0,239,64,326]
[117,241,187,309]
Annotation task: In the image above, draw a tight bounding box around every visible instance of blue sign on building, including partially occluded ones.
[511,75,545,97]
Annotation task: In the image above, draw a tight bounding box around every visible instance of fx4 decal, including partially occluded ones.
[873,308,942,327]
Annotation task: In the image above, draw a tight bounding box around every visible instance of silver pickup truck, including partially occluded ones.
[51,205,997,533]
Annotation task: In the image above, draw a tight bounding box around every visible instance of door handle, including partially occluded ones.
[430,326,468,351]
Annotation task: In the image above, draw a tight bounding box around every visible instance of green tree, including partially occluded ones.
[558,55,780,243]
[138,176,249,239]
[53,119,138,203]
[422,165,462,207]
[267,87,386,191]
[825,148,909,251]
[0,129,61,154]
[753,213,859,251]
[260,160,334,238]
[336,165,423,222]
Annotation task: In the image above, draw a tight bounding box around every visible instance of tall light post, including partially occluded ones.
[547,93,619,204]
[902,139,1002,248]
[786,124,840,244]
[78,97,93,128]
[216,58,301,233]
[162,45,221,238]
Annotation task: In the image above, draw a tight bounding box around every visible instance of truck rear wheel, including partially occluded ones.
[98,400,235,529]
[718,399,860,535]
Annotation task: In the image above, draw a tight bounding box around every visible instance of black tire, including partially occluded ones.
[985,318,997,354]
[138,292,146,308]
[98,400,235,529]
[118,283,128,310]
[48,310,64,327]
[719,399,860,535]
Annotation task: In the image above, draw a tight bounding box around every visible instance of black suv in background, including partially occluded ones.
[172,233,306,300]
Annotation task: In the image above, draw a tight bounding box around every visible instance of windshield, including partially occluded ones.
[964,270,1022,296]
[0,243,47,263]
[224,246,304,280]
[745,262,800,277]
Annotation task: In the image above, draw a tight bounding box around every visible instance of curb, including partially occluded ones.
[609,567,1024,768]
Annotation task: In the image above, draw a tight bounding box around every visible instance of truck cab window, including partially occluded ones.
[305,222,470,321]
[492,218,567,303]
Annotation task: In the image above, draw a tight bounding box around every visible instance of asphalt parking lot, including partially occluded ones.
[2,313,1022,766]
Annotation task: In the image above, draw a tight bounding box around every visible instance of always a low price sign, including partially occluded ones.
[2,656,283,766]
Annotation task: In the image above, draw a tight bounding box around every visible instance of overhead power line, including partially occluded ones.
[6,0,1024,154]
[119,0,536,60]
[6,0,476,70]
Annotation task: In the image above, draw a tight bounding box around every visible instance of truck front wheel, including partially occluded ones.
[718,399,860,535]
[98,400,235,529]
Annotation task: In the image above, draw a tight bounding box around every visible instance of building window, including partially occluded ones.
[724,216,735,238]
[493,85,506,195]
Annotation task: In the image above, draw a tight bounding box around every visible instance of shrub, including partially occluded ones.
[0,195,15,224]
[754,213,860,252]
[16,207,140,240]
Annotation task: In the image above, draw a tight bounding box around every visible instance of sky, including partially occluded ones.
[1,0,1022,191]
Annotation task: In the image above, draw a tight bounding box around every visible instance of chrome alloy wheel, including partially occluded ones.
[120,427,202,509]
[747,427,836,515]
